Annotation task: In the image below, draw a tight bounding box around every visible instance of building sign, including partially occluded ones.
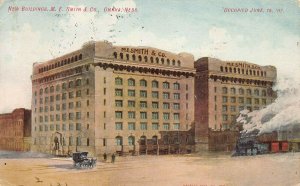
[226,62,261,70]
[121,47,167,57]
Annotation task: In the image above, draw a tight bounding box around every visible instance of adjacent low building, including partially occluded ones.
[194,57,277,151]
[31,41,196,156]
[0,108,31,151]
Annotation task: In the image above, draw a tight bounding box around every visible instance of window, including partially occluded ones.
[140,122,147,130]
[163,102,170,109]
[230,97,236,103]
[128,78,135,86]
[115,89,123,96]
[116,136,123,145]
[140,79,147,87]
[222,96,228,103]
[230,88,236,94]
[239,88,244,95]
[76,90,81,97]
[115,77,123,85]
[128,111,136,119]
[50,96,54,102]
[222,105,228,112]
[76,123,81,130]
[255,98,260,104]
[222,87,228,94]
[152,80,159,88]
[173,103,180,110]
[163,92,170,99]
[62,93,67,100]
[45,87,49,94]
[230,106,236,112]
[128,100,135,107]
[173,113,180,120]
[69,92,74,99]
[262,90,267,96]
[62,113,67,121]
[128,136,135,146]
[239,106,244,111]
[173,123,180,130]
[163,82,170,89]
[238,97,244,104]
[76,137,81,146]
[173,83,180,90]
[69,137,73,146]
[69,102,74,109]
[87,138,90,146]
[56,104,60,111]
[152,112,159,120]
[246,98,252,104]
[115,111,123,119]
[115,123,123,130]
[56,114,60,121]
[163,113,170,120]
[128,122,135,130]
[69,113,74,120]
[103,138,106,146]
[254,89,259,96]
[76,79,81,86]
[128,90,135,97]
[69,81,74,88]
[76,112,81,119]
[222,115,228,121]
[140,112,147,119]
[115,100,123,107]
[152,123,159,130]
[56,85,60,92]
[62,124,66,131]
[152,102,159,109]
[76,101,81,108]
[174,93,180,100]
[62,83,67,90]
[69,123,74,130]
[262,99,266,105]
[56,94,60,101]
[163,123,170,130]
[140,101,147,108]
[152,91,159,98]
[247,89,252,95]
[140,90,147,98]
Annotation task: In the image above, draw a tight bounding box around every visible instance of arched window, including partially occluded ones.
[120,53,124,59]
[177,60,181,66]
[222,87,228,94]
[138,55,142,62]
[71,57,74,62]
[79,54,82,60]
[229,67,232,73]
[140,79,147,87]
[225,67,228,72]
[60,61,63,66]
[116,136,123,146]
[150,57,154,63]
[253,71,256,76]
[242,69,244,74]
[254,89,259,96]
[238,68,240,74]
[144,56,148,62]
[69,81,74,88]
[76,79,82,86]
[152,80,158,88]
[239,88,244,95]
[173,82,180,90]
[132,54,136,61]
[126,54,129,60]
[115,77,123,85]
[249,70,252,75]
[113,52,117,59]
[140,136,146,145]
[163,82,170,89]
[220,66,224,72]
[128,78,135,86]
[172,59,175,66]
[155,57,159,63]
[56,84,60,91]
[246,89,252,95]
[234,68,236,73]
[67,58,70,64]
[50,86,54,93]
[128,136,135,146]
[75,56,78,61]
[230,88,236,94]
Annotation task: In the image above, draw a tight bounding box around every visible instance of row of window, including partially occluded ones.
[115,100,181,109]
[35,100,90,113]
[36,79,90,96]
[220,66,267,77]
[38,54,83,73]
[37,123,85,132]
[115,89,185,99]
[219,87,267,96]
[115,122,180,131]
[36,90,89,105]
[115,78,184,90]
[115,112,180,120]
[113,52,181,67]
[220,97,267,104]
[37,112,89,122]
[34,136,87,146]
[221,105,261,112]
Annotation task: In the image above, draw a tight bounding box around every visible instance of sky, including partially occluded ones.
[0,0,299,113]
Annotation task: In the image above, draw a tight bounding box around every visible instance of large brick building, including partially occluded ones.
[194,57,277,151]
[0,108,31,151]
[31,41,195,156]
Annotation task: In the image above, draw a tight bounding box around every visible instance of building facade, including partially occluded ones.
[31,41,195,156]
[194,57,277,151]
[0,108,31,151]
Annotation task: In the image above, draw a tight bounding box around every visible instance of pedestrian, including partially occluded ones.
[103,153,107,162]
[111,153,115,163]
